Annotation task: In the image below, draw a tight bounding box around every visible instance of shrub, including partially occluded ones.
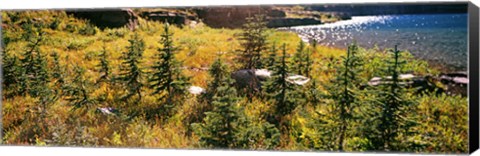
[78,23,97,36]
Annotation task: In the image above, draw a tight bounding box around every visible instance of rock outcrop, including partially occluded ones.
[188,86,206,95]
[438,72,468,96]
[66,6,328,29]
[266,18,321,28]
[231,69,263,92]
[193,6,322,29]
[96,107,120,116]
[140,10,197,27]
[67,9,138,30]
[365,74,443,95]
[231,69,310,92]
[193,6,274,29]
[365,72,468,96]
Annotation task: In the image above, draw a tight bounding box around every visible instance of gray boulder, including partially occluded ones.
[438,72,468,96]
[231,69,262,92]
[231,69,310,92]
[96,107,119,116]
[366,74,444,95]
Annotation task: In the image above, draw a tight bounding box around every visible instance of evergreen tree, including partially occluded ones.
[236,119,281,150]
[192,77,241,148]
[292,40,305,75]
[94,44,113,103]
[263,42,277,71]
[97,44,111,83]
[149,22,189,107]
[292,40,313,77]
[19,29,50,97]
[203,57,230,103]
[236,14,268,69]
[310,39,318,54]
[363,45,416,151]
[307,39,318,78]
[322,43,363,151]
[304,48,313,78]
[119,32,145,102]
[63,66,95,110]
[37,83,56,120]
[50,51,65,90]
[265,44,297,128]
[304,78,321,105]
[2,48,23,97]
[185,57,230,126]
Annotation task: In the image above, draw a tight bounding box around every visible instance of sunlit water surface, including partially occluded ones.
[282,14,468,70]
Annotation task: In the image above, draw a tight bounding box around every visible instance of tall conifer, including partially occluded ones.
[237,14,268,69]
[97,44,111,83]
[203,58,230,103]
[265,44,297,128]
[322,43,363,151]
[192,77,241,148]
[363,45,416,151]
[2,48,23,97]
[63,66,95,110]
[19,28,49,97]
[292,40,305,75]
[50,51,65,97]
[119,32,145,102]
[149,22,189,115]
[264,43,277,71]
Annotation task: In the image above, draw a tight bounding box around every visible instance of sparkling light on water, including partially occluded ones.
[280,14,468,70]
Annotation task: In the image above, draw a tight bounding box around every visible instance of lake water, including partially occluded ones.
[282,14,468,71]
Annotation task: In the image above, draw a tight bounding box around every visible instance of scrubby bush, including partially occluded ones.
[78,23,97,36]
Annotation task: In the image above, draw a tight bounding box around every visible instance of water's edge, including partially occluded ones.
[280,14,468,72]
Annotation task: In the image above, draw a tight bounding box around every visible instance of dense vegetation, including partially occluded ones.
[1,11,467,153]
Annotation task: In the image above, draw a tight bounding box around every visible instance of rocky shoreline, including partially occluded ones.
[66,6,349,29]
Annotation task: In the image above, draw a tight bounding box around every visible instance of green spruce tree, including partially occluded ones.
[304,47,313,78]
[94,44,113,103]
[310,39,318,54]
[50,51,65,97]
[97,44,111,83]
[322,43,363,151]
[2,48,23,97]
[185,57,231,126]
[292,40,306,75]
[263,42,277,71]
[203,57,230,103]
[264,44,297,129]
[291,40,313,77]
[237,14,268,69]
[119,32,145,102]
[363,45,416,151]
[63,66,95,110]
[149,22,189,116]
[19,29,50,97]
[192,76,241,148]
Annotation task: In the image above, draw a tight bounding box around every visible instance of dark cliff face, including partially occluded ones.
[308,3,468,16]
[140,10,197,27]
[66,9,138,30]
[266,18,321,28]
[193,6,327,29]
[193,6,278,29]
